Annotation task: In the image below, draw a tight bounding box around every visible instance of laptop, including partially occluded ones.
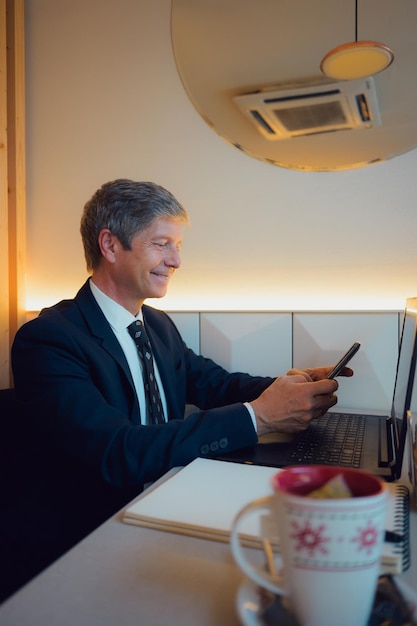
[219,297,417,482]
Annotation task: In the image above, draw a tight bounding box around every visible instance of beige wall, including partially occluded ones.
[24,0,417,314]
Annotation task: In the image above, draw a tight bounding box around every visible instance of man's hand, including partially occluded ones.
[250,374,339,437]
[287,366,354,381]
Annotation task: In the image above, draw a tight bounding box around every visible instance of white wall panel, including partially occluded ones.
[293,313,399,412]
[166,312,200,354]
[200,313,292,376]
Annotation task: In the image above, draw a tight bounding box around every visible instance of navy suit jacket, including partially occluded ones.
[10,280,274,566]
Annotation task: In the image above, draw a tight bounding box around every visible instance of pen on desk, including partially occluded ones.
[384,530,403,543]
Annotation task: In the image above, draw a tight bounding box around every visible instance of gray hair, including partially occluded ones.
[80,179,189,271]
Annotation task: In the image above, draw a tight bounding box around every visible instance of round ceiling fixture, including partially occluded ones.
[321,40,394,80]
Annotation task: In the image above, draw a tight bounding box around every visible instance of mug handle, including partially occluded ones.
[230,495,286,596]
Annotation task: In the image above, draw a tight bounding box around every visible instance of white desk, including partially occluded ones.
[0,479,416,626]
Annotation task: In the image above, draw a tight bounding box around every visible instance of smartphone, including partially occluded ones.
[326,341,361,379]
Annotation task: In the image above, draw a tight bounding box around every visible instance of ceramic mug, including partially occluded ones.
[230,465,388,626]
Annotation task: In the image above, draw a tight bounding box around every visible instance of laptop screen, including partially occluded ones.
[390,297,417,476]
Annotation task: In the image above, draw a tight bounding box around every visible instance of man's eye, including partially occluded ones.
[152,241,181,251]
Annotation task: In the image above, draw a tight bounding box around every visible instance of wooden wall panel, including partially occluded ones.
[0,0,10,388]
[0,0,26,387]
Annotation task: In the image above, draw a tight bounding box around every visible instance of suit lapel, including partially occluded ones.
[74,281,136,390]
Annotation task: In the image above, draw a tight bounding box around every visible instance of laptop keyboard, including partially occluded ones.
[288,412,366,468]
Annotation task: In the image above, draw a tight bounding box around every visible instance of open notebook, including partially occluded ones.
[123,458,410,575]
[219,297,417,482]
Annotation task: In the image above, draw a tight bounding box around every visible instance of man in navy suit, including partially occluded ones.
[9,179,347,588]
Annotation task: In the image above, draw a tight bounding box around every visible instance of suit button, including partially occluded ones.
[210,441,219,452]
[219,438,228,449]
[200,444,209,455]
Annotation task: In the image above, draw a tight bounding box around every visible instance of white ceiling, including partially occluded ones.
[171,0,417,170]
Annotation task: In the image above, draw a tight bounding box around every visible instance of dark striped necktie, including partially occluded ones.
[127,320,164,425]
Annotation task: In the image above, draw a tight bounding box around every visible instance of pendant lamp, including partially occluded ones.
[320,1,394,81]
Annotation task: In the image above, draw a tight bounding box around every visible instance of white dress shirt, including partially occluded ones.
[89,280,167,425]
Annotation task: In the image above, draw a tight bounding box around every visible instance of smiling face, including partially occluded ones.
[93,216,184,314]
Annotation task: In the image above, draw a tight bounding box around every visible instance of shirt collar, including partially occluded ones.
[89,279,143,332]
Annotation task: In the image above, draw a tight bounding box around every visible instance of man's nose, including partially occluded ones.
[166,247,181,268]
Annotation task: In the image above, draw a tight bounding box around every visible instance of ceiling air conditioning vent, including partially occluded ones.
[233,77,381,141]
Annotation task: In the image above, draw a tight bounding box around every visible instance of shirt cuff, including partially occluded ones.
[244,402,257,433]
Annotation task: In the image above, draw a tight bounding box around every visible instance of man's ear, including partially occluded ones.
[98,229,118,263]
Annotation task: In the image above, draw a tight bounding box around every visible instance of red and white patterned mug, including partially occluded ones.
[230,465,387,626]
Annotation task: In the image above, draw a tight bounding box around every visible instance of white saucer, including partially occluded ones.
[236,577,262,626]
[236,577,300,626]
[236,576,417,626]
